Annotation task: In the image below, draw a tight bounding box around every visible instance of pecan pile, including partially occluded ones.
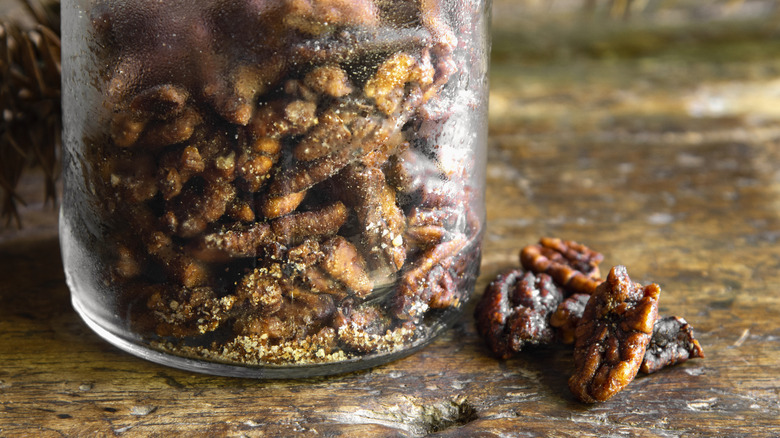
[475,238,704,403]
[82,1,485,365]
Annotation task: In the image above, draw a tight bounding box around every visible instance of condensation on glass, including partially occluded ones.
[61,0,491,378]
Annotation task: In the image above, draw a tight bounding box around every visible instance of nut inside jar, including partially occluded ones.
[75,0,487,368]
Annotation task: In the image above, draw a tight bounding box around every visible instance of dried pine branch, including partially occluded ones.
[0,0,61,228]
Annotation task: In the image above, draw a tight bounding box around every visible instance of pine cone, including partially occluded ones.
[0,0,61,228]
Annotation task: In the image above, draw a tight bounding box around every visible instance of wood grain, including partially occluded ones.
[2,2,780,436]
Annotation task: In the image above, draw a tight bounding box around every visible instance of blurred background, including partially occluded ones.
[490,0,780,137]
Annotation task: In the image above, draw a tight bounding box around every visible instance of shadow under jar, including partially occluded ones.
[60,0,490,378]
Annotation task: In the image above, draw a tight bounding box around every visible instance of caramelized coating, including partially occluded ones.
[148,286,237,338]
[236,136,281,193]
[272,96,410,196]
[303,64,353,98]
[320,236,373,298]
[393,237,468,321]
[261,190,308,219]
[163,179,237,238]
[107,151,159,203]
[550,293,590,345]
[520,237,604,295]
[569,266,660,403]
[283,0,380,35]
[270,201,348,246]
[641,316,705,374]
[332,304,412,353]
[234,290,336,343]
[292,106,354,162]
[195,222,272,262]
[404,206,461,252]
[235,263,286,315]
[195,202,348,260]
[474,270,563,359]
[129,84,190,118]
[157,145,206,200]
[364,52,434,115]
[339,164,407,272]
[138,106,202,149]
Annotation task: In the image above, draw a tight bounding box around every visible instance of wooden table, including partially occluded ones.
[2,2,780,436]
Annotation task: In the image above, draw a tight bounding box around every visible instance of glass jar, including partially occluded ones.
[61,0,490,378]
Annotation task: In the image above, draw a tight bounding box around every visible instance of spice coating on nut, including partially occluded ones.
[569,265,660,403]
[641,316,705,374]
[520,237,603,295]
[474,270,563,359]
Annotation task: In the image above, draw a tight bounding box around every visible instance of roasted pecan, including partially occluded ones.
[234,289,337,343]
[157,145,206,200]
[128,84,190,119]
[641,316,705,374]
[549,293,590,345]
[118,207,212,288]
[107,150,159,203]
[291,25,431,66]
[162,179,237,238]
[260,190,308,219]
[194,201,348,260]
[137,106,202,149]
[520,237,603,295]
[303,64,353,98]
[339,163,407,273]
[283,0,380,35]
[332,303,414,354]
[319,236,373,298]
[236,136,281,193]
[569,265,660,403]
[474,270,563,359]
[364,52,434,115]
[553,295,704,374]
[393,236,468,321]
[147,285,237,338]
[269,201,348,246]
[110,84,192,148]
[194,221,272,262]
[270,95,413,197]
[292,105,355,162]
[235,263,286,316]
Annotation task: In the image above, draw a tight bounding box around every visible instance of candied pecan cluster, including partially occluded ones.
[474,238,704,403]
[85,1,484,365]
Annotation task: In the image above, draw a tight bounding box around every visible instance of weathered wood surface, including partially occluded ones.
[2,2,780,436]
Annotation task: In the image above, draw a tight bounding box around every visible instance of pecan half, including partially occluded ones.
[641,316,705,374]
[339,163,407,273]
[569,265,660,403]
[552,296,705,374]
[549,293,590,345]
[393,236,468,321]
[520,237,603,295]
[474,270,564,359]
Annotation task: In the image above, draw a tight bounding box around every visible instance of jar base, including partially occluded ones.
[71,291,462,378]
